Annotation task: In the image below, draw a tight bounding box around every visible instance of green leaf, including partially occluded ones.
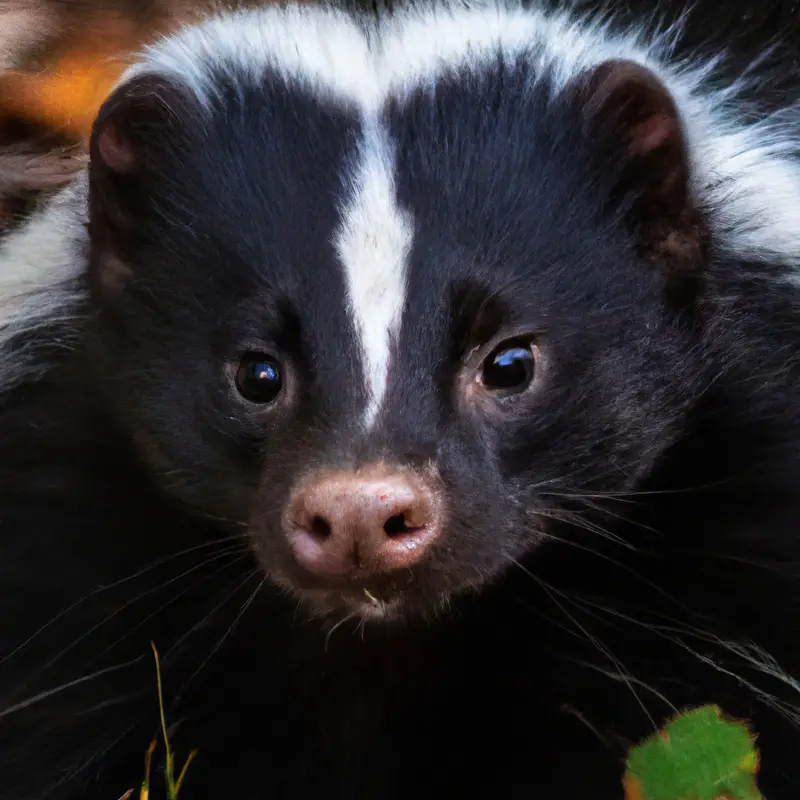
[623,705,764,800]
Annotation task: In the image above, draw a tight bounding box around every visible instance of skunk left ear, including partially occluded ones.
[87,73,201,294]
[565,59,708,276]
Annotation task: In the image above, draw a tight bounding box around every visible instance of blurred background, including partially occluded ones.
[0,0,798,230]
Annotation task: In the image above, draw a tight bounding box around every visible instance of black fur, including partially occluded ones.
[2,2,800,799]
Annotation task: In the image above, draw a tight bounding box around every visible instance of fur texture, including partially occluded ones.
[1,2,800,798]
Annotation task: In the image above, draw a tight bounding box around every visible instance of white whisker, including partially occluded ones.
[0,658,142,720]
[506,555,658,732]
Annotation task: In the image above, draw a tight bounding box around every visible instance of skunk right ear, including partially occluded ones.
[88,73,201,292]
[562,59,708,278]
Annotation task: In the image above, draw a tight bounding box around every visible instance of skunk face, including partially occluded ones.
[83,12,712,620]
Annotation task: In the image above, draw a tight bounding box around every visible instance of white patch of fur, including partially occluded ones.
[335,128,414,427]
[0,177,87,387]
[123,4,379,111]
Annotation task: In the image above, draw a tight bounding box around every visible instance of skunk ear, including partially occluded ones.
[88,73,200,292]
[565,59,708,276]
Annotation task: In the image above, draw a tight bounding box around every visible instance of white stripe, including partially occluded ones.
[335,128,414,428]
[123,5,379,112]
[0,177,87,389]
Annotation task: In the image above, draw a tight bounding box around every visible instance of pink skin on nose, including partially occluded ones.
[285,466,442,580]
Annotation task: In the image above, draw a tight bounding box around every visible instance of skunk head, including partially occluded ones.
[83,7,713,620]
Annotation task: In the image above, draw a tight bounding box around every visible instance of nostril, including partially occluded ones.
[383,512,425,537]
[310,515,331,539]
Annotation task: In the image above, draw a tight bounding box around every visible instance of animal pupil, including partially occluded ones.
[481,344,535,393]
[236,354,283,403]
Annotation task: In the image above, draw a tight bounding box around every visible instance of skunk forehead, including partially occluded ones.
[3,2,800,402]
[125,2,800,261]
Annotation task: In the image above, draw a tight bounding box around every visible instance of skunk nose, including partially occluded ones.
[285,466,440,579]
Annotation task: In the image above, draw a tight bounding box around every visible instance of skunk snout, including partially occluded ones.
[284,464,442,581]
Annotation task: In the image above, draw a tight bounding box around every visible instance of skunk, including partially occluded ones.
[1,1,800,797]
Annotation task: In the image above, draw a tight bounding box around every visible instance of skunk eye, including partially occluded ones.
[480,343,536,395]
[235,354,283,404]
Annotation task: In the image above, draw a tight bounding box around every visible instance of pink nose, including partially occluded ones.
[285,466,441,579]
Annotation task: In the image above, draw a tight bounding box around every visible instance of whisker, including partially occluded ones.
[539,483,723,499]
[0,534,251,667]
[166,568,262,667]
[559,594,800,728]
[540,491,643,507]
[324,612,357,651]
[534,509,634,549]
[506,555,659,732]
[533,528,626,564]
[556,494,659,537]
[531,527,694,614]
[0,657,142,720]
[181,574,266,692]
[565,656,679,714]
[98,554,252,659]
[8,545,251,686]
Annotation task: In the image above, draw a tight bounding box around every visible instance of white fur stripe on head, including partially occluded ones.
[335,127,414,428]
[123,5,379,111]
